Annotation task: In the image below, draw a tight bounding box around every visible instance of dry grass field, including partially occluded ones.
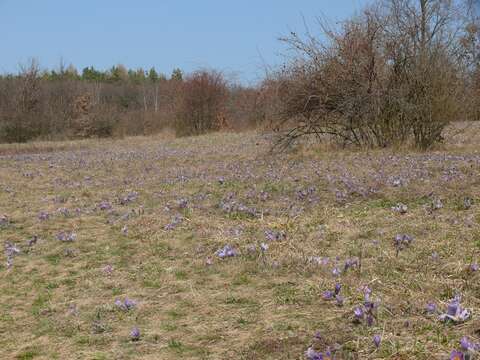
[1,124,480,359]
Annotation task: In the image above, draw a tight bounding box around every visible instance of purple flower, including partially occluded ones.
[164,215,183,230]
[426,302,437,314]
[450,350,464,360]
[362,285,372,301]
[469,263,479,272]
[5,241,20,268]
[373,335,381,348]
[332,267,341,277]
[392,203,408,214]
[120,192,139,205]
[344,258,359,271]
[460,337,474,351]
[27,235,38,247]
[0,214,9,227]
[447,300,459,316]
[439,296,471,323]
[115,297,136,311]
[305,347,325,360]
[98,200,112,211]
[322,291,334,300]
[260,243,268,252]
[265,229,286,242]
[56,231,77,242]
[334,283,341,295]
[394,234,414,254]
[102,265,114,275]
[38,211,50,221]
[354,306,364,320]
[130,327,140,341]
[335,295,344,307]
[177,198,188,209]
[216,245,238,259]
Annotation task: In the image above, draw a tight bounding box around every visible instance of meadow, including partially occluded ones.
[1,124,480,359]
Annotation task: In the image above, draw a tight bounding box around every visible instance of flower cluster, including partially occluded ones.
[394,234,414,254]
[216,245,238,259]
[265,229,286,242]
[391,203,408,214]
[322,283,344,306]
[114,297,137,311]
[56,231,77,242]
[439,296,471,323]
[5,241,20,268]
[353,286,378,326]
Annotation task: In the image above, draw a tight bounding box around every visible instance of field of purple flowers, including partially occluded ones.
[1,124,480,359]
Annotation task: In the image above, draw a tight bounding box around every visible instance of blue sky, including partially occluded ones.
[0,0,367,83]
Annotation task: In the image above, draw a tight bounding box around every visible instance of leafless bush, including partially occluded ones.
[273,0,479,150]
[174,70,228,137]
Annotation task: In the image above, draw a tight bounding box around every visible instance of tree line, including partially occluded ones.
[0,61,271,143]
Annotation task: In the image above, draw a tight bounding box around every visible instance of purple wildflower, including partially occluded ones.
[460,337,474,351]
[265,229,286,242]
[334,283,342,295]
[305,347,325,360]
[450,350,464,360]
[130,327,140,341]
[27,235,38,247]
[164,215,183,230]
[260,243,269,252]
[426,302,437,314]
[354,306,364,320]
[332,267,341,277]
[335,295,344,307]
[177,198,188,209]
[98,200,112,211]
[373,335,381,348]
[115,297,136,311]
[394,234,414,254]
[344,258,359,271]
[102,265,114,275]
[362,285,372,301]
[440,296,471,323]
[5,241,20,268]
[322,291,334,300]
[392,203,408,214]
[120,192,139,205]
[469,263,479,272]
[366,314,374,326]
[38,211,50,221]
[0,214,8,226]
[216,245,238,259]
[463,197,473,210]
[56,231,77,242]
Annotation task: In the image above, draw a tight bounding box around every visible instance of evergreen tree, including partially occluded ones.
[171,68,183,81]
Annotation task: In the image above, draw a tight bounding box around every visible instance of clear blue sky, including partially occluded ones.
[0,0,367,83]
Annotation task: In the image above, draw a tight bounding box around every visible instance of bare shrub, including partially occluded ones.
[273,0,477,150]
[174,70,228,137]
